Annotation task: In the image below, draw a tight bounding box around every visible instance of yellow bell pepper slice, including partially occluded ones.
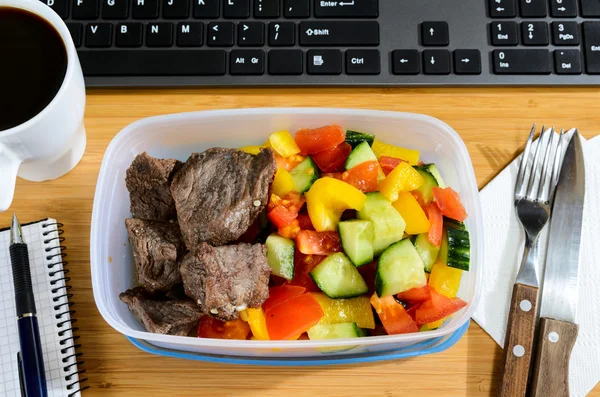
[247,308,270,340]
[271,168,296,197]
[239,145,263,155]
[311,292,375,329]
[392,191,431,235]
[419,317,447,331]
[372,140,420,165]
[268,130,301,158]
[306,177,366,232]
[379,162,424,202]
[429,261,463,298]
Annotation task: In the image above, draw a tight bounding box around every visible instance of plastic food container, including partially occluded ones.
[91,108,483,360]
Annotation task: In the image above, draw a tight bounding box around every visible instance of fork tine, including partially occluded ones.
[526,126,550,199]
[551,128,566,189]
[538,127,557,202]
[515,123,537,198]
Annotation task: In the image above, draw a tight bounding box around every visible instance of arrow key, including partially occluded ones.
[423,50,450,75]
[421,21,449,46]
[238,22,265,46]
[208,22,234,46]
[550,0,577,17]
[392,50,420,74]
[454,49,481,75]
[489,0,516,17]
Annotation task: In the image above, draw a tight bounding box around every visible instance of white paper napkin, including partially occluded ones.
[473,133,600,396]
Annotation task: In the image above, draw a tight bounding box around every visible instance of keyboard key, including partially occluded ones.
[580,0,600,17]
[421,21,449,46]
[345,50,380,75]
[454,49,481,74]
[193,0,219,17]
[315,0,378,18]
[583,22,600,74]
[519,0,546,17]
[492,49,551,74]
[554,50,582,74]
[550,0,577,17]
[224,0,250,18]
[552,22,579,45]
[391,50,420,75]
[116,22,143,47]
[269,22,295,46]
[269,50,303,74]
[132,0,158,18]
[85,23,112,47]
[147,23,174,47]
[491,21,518,46]
[255,0,279,18]
[67,23,83,47]
[101,0,128,19]
[177,22,203,46]
[423,50,450,74]
[207,22,235,46]
[163,0,189,18]
[239,22,265,46]
[79,50,227,75]
[489,0,516,17]
[299,21,379,46]
[307,49,342,74]
[230,50,265,75]
[284,0,309,18]
[521,22,549,45]
[42,0,69,19]
[72,0,99,19]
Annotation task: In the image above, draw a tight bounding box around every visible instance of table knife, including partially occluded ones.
[530,132,585,397]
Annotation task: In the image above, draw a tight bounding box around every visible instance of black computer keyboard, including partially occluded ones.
[43,0,600,86]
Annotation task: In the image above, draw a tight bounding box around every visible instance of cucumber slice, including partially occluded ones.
[265,234,295,280]
[375,239,427,297]
[444,218,466,231]
[413,233,440,273]
[310,253,369,299]
[345,141,377,170]
[413,167,438,204]
[307,323,365,340]
[357,192,405,256]
[425,163,446,188]
[446,224,470,271]
[345,130,375,148]
[338,220,374,267]
[289,156,319,193]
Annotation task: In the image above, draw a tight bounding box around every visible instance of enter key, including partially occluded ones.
[583,21,600,74]
[314,0,378,17]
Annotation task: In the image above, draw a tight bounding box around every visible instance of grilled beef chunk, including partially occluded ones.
[125,218,185,293]
[119,287,202,336]
[171,148,276,248]
[180,242,271,321]
[125,152,182,222]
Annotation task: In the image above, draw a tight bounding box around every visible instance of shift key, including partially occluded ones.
[314,0,378,18]
[299,21,379,46]
[583,22,600,74]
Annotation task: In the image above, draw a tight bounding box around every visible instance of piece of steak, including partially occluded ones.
[125,218,185,293]
[119,287,202,336]
[180,243,271,321]
[126,152,182,222]
[171,148,276,248]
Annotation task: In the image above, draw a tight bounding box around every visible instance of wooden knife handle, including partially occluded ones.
[530,317,579,397]
[497,283,539,397]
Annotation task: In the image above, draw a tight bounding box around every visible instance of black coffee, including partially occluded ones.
[0,7,68,131]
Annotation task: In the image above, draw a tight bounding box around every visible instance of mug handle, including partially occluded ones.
[0,144,22,212]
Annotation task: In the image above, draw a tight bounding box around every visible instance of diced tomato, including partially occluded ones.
[297,213,315,230]
[268,192,305,232]
[275,154,305,171]
[379,156,407,176]
[412,191,427,208]
[265,293,324,340]
[357,260,377,293]
[198,316,250,340]
[268,192,305,213]
[311,142,352,173]
[296,230,342,255]
[414,287,467,325]
[426,203,443,247]
[294,125,346,155]
[405,302,422,321]
[268,206,297,229]
[432,187,468,222]
[397,284,432,303]
[370,293,419,335]
[289,250,325,292]
[277,219,300,239]
[343,160,379,193]
[262,285,306,314]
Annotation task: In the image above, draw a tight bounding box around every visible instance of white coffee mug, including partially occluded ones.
[0,0,86,212]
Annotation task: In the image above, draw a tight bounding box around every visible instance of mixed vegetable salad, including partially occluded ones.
[197,125,471,341]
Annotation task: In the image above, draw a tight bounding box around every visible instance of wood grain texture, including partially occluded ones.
[531,318,579,397]
[497,283,539,397]
[1,87,600,397]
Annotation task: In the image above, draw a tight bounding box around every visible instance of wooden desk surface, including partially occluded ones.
[1,87,599,397]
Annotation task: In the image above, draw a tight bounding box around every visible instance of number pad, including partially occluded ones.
[521,22,549,45]
[552,21,579,45]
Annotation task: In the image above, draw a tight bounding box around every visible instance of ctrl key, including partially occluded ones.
[346,50,380,75]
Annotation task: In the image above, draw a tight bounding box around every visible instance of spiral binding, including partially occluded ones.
[42,222,89,396]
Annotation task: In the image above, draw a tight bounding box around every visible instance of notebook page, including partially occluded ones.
[0,219,80,397]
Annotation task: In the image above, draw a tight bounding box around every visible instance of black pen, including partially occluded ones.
[10,214,48,397]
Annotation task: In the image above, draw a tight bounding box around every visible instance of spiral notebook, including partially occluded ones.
[0,219,88,397]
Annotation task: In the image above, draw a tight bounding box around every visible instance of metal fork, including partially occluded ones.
[498,124,564,397]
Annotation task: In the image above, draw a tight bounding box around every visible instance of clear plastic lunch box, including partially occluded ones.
[91,108,482,363]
